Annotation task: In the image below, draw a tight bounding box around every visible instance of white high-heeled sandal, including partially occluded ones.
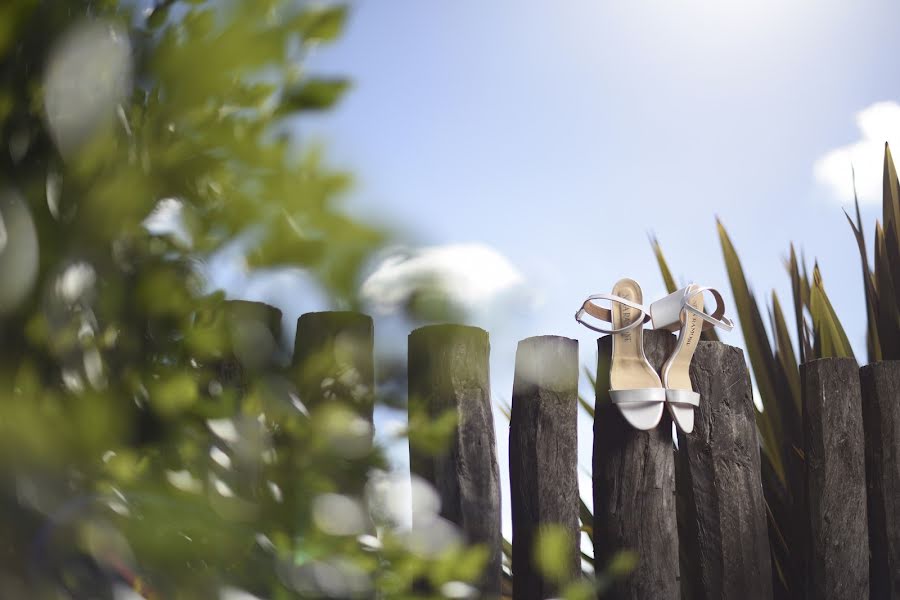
[576,278,666,431]
[649,284,734,433]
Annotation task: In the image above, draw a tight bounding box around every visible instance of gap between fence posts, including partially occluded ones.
[593,330,679,600]
[509,335,579,600]
[859,361,900,599]
[801,358,869,600]
[675,341,772,600]
[407,324,502,598]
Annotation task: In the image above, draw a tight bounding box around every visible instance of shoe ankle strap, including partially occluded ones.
[650,285,734,332]
[683,286,734,331]
[575,293,651,334]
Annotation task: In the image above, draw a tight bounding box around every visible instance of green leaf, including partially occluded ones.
[0,0,37,59]
[533,525,575,583]
[883,142,900,251]
[281,78,351,112]
[577,394,594,419]
[497,396,511,421]
[650,233,678,294]
[788,245,812,364]
[874,222,900,358]
[147,2,172,28]
[809,264,854,359]
[583,365,596,390]
[760,454,792,596]
[770,292,800,413]
[844,186,881,362]
[579,367,596,418]
[579,497,594,562]
[718,219,786,484]
[294,5,349,43]
[429,544,489,586]
[605,550,638,578]
[150,372,199,417]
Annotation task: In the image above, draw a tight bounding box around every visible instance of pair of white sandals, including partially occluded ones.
[575,278,733,433]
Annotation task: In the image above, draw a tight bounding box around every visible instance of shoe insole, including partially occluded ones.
[610,278,661,391]
[664,288,705,391]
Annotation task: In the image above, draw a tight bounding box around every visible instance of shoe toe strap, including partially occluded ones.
[610,388,666,404]
[666,389,700,407]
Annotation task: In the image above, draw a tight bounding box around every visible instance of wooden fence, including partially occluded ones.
[237,302,898,600]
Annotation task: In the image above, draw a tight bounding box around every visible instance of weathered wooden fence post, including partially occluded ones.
[290,311,376,500]
[216,300,283,392]
[510,336,579,600]
[801,359,869,600]
[292,311,375,423]
[593,330,679,600]
[675,342,772,600]
[408,324,501,597]
[206,300,282,500]
[859,362,900,599]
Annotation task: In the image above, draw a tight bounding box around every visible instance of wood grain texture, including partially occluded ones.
[801,358,869,600]
[292,311,375,422]
[510,336,579,600]
[675,342,772,600]
[408,324,501,597]
[859,361,900,599]
[593,330,680,600]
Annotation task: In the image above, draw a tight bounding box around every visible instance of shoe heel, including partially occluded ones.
[649,286,691,331]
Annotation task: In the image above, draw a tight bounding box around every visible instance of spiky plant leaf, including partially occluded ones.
[579,497,595,566]
[770,292,800,411]
[578,394,594,420]
[874,222,900,358]
[788,246,812,364]
[497,396,512,421]
[809,265,855,359]
[883,143,900,254]
[844,179,881,362]
[760,452,792,597]
[717,219,786,483]
[650,234,678,294]
[881,144,900,313]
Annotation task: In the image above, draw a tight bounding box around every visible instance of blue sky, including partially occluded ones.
[299,0,900,345]
[225,1,900,543]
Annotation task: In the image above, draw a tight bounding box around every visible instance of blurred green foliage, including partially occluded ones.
[0,1,487,598]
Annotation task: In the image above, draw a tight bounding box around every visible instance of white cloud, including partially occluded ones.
[814,101,900,204]
[361,243,540,322]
